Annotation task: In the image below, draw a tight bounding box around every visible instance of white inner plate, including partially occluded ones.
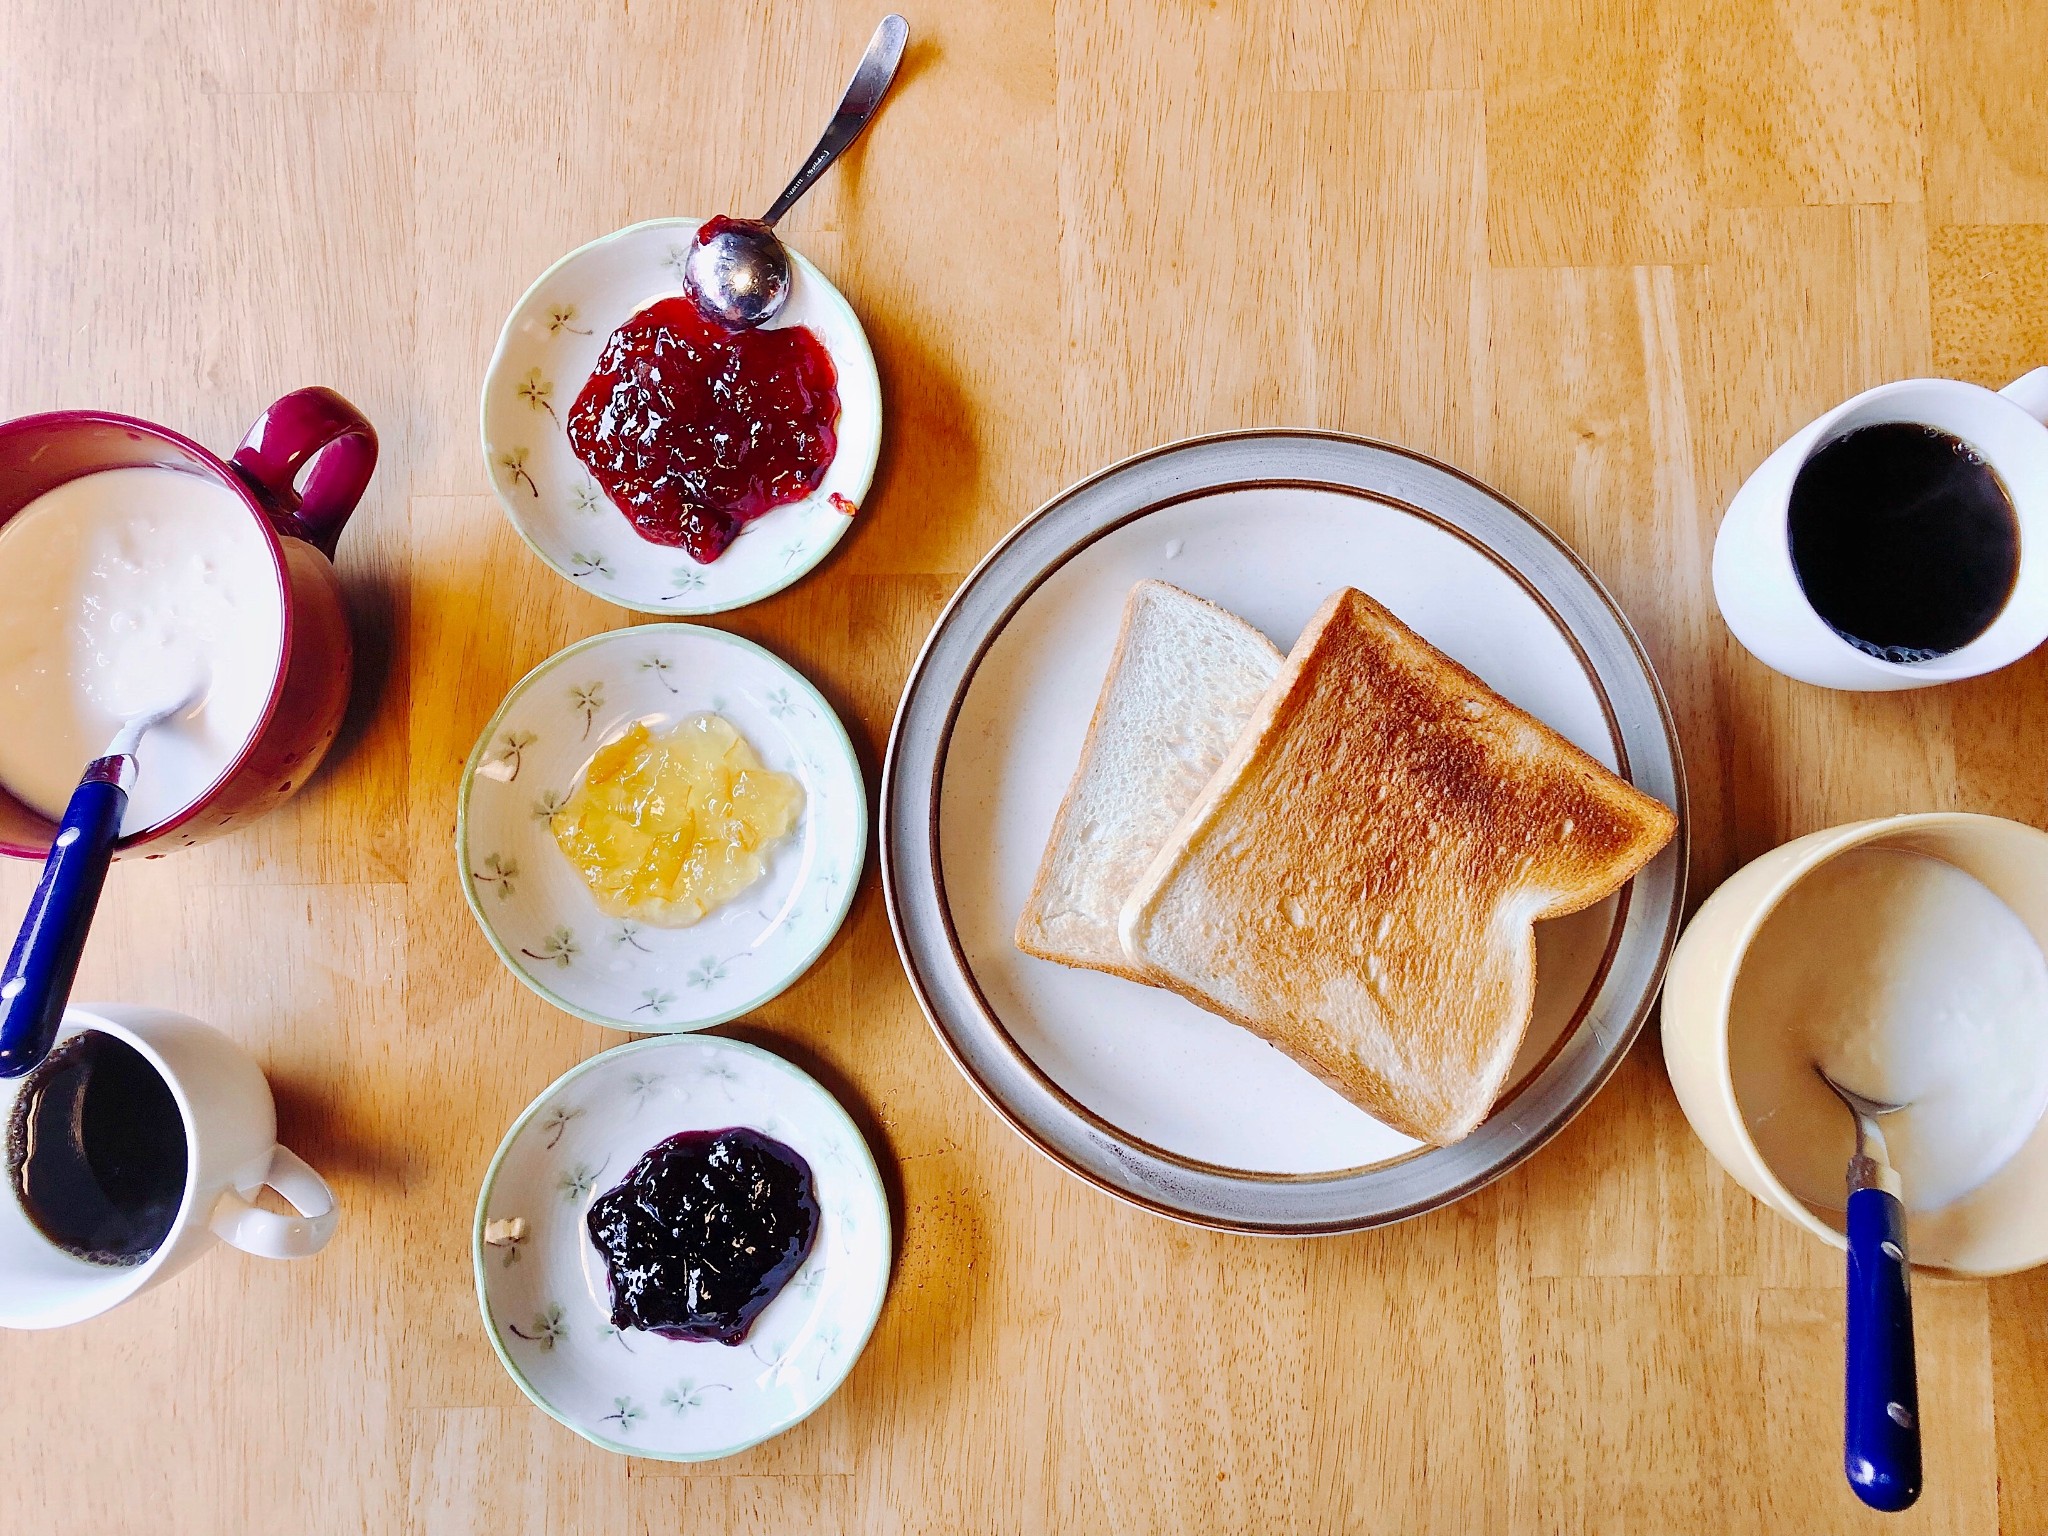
[475,1036,891,1461]
[481,217,882,615]
[458,625,865,1031]
[941,486,1620,1175]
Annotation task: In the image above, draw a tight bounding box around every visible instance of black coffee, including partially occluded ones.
[1788,422,2020,664]
[6,1031,187,1266]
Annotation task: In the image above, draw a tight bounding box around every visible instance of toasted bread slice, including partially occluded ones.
[1015,581,1284,981]
[1118,587,1677,1145]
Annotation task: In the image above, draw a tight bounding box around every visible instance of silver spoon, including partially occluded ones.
[1816,1066,1921,1513]
[685,14,910,330]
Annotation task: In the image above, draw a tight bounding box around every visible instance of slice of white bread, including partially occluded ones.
[1014,580,1284,982]
[1118,587,1678,1145]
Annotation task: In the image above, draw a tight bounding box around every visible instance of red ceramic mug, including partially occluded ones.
[0,388,377,858]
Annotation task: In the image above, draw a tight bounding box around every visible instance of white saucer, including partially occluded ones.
[457,624,865,1031]
[475,1035,891,1460]
[480,217,882,615]
[884,431,1688,1233]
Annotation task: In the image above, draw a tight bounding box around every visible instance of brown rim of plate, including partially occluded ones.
[928,479,1635,1185]
[882,428,1690,1235]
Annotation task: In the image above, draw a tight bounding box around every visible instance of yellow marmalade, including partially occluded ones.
[549,714,804,927]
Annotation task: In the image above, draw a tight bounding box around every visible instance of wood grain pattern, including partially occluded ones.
[0,0,2043,1530]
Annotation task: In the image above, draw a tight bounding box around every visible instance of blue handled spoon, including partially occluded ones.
[0,692,195,1078]
[1817,1067,1920,1513]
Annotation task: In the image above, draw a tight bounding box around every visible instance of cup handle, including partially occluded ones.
[208,1145,339,1260]
[2000,367,2048,426]
[229,386,379,559]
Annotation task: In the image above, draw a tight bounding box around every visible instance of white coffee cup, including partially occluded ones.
[1713,367,2048,689]
[0,1004,337,1328]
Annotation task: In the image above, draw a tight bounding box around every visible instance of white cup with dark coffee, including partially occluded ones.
[1714,368,2048,690]
[0,1004,337,1329]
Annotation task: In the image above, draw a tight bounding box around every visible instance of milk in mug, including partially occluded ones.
[0,466,283,835]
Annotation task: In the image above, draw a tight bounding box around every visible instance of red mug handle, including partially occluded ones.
[230,386,378,558]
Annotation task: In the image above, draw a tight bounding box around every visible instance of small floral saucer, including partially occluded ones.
[475,1035,891,1460]
[456,624,865,1030]
[480,217,882,615]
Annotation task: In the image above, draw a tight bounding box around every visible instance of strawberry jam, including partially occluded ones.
[566,295,839,563]
[586,1127,819,1345]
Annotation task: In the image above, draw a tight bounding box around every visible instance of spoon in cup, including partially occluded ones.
[684,14,910,330]
[0,685,200,1078]
[1817,1065,1922,1513]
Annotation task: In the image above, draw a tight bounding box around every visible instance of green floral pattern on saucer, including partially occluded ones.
[479,217,882,617]
[474,1036,891,1462]
[456,624,866,1033]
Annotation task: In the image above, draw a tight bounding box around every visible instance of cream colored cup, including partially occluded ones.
[1662,812,2048,1276]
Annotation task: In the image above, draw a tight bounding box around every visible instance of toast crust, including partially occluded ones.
[1014,581,1282,983]
[1119,587,1677,1144]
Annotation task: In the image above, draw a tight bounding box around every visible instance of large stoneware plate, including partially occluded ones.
[882,431,1688,1234]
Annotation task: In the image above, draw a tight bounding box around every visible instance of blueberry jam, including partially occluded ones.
[565,294,840,564]
[586,1127,820,1345]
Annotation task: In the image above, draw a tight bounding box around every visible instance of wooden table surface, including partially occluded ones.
[3,0,2045,1530]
